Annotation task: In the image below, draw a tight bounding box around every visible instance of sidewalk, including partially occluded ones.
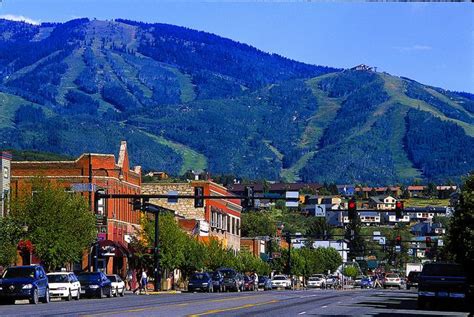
[125,289,182,295]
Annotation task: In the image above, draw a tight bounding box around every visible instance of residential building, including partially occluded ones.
[384,212,410,224]
[368,195,397,210]
[407,185,425,198]
[142,180,242,252]
[0,151,11,218]
[359,211,381,225]
[11,141,141,275]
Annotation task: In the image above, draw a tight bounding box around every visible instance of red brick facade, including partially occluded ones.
[10,141,141,276]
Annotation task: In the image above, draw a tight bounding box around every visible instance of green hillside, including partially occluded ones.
[0,18,473,184]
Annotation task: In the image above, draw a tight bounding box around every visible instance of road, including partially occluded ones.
[0,288,470,316]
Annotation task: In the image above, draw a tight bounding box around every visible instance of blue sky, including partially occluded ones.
[1,1,472,92]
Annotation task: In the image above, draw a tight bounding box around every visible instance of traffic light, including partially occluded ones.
[242,186,254,210]
[132,198,142,211]
[348,199,357,220]
[395,236,401,246]
[425,236,432,248]
[395,201,404,219]
[194,186,204,208]
[285,232,291,244]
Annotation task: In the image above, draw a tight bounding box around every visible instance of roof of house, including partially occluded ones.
[408,185,425,191]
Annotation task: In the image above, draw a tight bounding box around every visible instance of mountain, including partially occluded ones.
[0,18,473,185]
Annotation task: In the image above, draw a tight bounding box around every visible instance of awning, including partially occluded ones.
[98,240,131,257]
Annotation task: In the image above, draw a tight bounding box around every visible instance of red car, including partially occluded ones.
[243,275,256,291]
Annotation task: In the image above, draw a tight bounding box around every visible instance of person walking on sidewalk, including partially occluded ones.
[140,269,149,295]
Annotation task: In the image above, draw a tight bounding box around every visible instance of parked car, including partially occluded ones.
[258,276,272,291]
[307,276,325,289]
[418,263,468,310]
[384,273,402,289]
[219,268,243,292]
[324,275,338,289]
[47,272,81,301]
[107,274,125,297]
[360,276,373,289]
[77,272,112,298]
[188,273,213,293]
[354,275,364,288]
[243,275,256,291]
[406,271,421,290]
[210,271,224,292]
[0,265,50,305]
[271,275,291,289]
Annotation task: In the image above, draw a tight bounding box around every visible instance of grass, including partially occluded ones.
[142,131,207,175]
[263,140,284,161]
[56,48,86,104]
[162,65,196,103]
[0,92,51,129]
[280,151,316,182]
[110,52,153,98]
[379,73,474,137]
[404,198,450,207]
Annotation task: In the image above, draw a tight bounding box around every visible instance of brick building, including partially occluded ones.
[142,181,242,252]
[10,141,141,275]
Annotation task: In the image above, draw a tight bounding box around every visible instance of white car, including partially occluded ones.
[271,275,291,289]
[384,273,402,289]
[107,274,125,297]
[307,275,326,288]
[47,272,81,301]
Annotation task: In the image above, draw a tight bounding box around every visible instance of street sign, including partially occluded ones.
[395,245,401,253]
[315,204,326,217]
[285,191,299,208]
[379,237,386,245]
[71,183,97,192]
[167,191,178,203]
[438,239,444,246]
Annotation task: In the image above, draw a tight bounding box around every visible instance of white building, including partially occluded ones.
[0,151,11,217]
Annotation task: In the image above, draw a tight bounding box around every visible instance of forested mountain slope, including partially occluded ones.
[0,18,472,184]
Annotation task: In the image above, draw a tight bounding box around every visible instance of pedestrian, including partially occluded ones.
[126,268,133,291]
[140,269,149,295]
[252,272,258,291]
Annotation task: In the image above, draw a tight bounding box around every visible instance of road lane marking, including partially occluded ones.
[298,312,306,315]
[187,299,279,316]
[322,305,328,308]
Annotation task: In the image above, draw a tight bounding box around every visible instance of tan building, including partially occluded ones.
[142,181,242,252]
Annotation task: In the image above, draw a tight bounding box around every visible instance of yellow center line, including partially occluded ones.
[81,295,263,317]
[187,299,280,317]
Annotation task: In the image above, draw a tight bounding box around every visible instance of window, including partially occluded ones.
[3,166,8,179]
[227,216,230,232]
[236,219,240,236]
[231,217,235,235]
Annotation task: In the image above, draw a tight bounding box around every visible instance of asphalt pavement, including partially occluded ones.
[0,288,470,316]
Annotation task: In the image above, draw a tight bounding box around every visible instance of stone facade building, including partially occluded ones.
[142,181,242,252]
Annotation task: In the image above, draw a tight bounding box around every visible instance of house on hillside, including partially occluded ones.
[368,195,397,210]
[407,185,425,198]
[359,211,381,226]
[383,212,410,225]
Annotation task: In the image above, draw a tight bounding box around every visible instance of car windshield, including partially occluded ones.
[309,277,320,281]
[47,274,69,283]
[107,275,117,282]
[2,267,35,279]
[77,274,101,283]
[191,273,208,281]
[273,276,286,280]
[422,264,465,277]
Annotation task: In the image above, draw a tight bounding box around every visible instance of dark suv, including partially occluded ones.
[77,272,112,298]
[406,271,421,290]
[0,265,50,305]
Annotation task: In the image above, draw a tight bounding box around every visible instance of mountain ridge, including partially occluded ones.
[0,18,472,184]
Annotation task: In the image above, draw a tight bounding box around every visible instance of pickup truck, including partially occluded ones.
[418,263,468,310]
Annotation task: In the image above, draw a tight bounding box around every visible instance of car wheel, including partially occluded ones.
[120,287,125,297]
[41,288,50,304]
[107,287,112,298]
[76,289,81,300]
[66,290,72,301]
[114,287,119,297]
[30,288,39,305]
[99,288,104,299]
